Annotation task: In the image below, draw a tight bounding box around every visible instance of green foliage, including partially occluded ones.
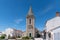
[22,36,33,40]
[0,34,6,39]
[22,36,29,40]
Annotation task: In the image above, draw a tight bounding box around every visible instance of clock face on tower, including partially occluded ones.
[28,25,33,29]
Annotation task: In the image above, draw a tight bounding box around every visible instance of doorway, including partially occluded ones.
[29,33,31,37]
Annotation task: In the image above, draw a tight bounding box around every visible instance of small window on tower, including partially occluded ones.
[29,19,31,24]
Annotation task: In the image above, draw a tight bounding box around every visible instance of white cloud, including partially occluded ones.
[14,19,23,24]
[42,5,53,13]
[38,5,54,15]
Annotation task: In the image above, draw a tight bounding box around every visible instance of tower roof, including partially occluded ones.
[27,6,34,16]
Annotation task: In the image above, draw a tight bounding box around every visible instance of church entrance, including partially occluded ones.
[29,33,31,37]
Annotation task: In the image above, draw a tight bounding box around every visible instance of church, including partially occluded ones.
[22,6,41,38]
[22,6,60,40]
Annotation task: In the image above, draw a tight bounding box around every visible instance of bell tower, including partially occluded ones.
[26,6,35,37]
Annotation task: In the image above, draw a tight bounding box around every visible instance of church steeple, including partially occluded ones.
[27,6,34,18]
[26,5,35,37]
[28,6,33,15]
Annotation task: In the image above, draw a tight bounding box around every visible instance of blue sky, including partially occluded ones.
[0,0,60,32]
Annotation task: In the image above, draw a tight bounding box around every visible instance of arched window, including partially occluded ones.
[29,19,31,24]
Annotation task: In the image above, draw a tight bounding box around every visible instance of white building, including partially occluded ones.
[3,28,16,38]
[2,28,23,39]
[46,12,60,40]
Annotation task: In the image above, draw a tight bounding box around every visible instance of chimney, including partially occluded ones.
[56,12,60,16]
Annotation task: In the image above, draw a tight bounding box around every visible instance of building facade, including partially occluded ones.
[46,12,60,40]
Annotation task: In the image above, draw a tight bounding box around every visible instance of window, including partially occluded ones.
[29,19,31,24]
[48,33,51,38]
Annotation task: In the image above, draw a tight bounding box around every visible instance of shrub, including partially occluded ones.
[22,36,30,40]
[0,34,6,39]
